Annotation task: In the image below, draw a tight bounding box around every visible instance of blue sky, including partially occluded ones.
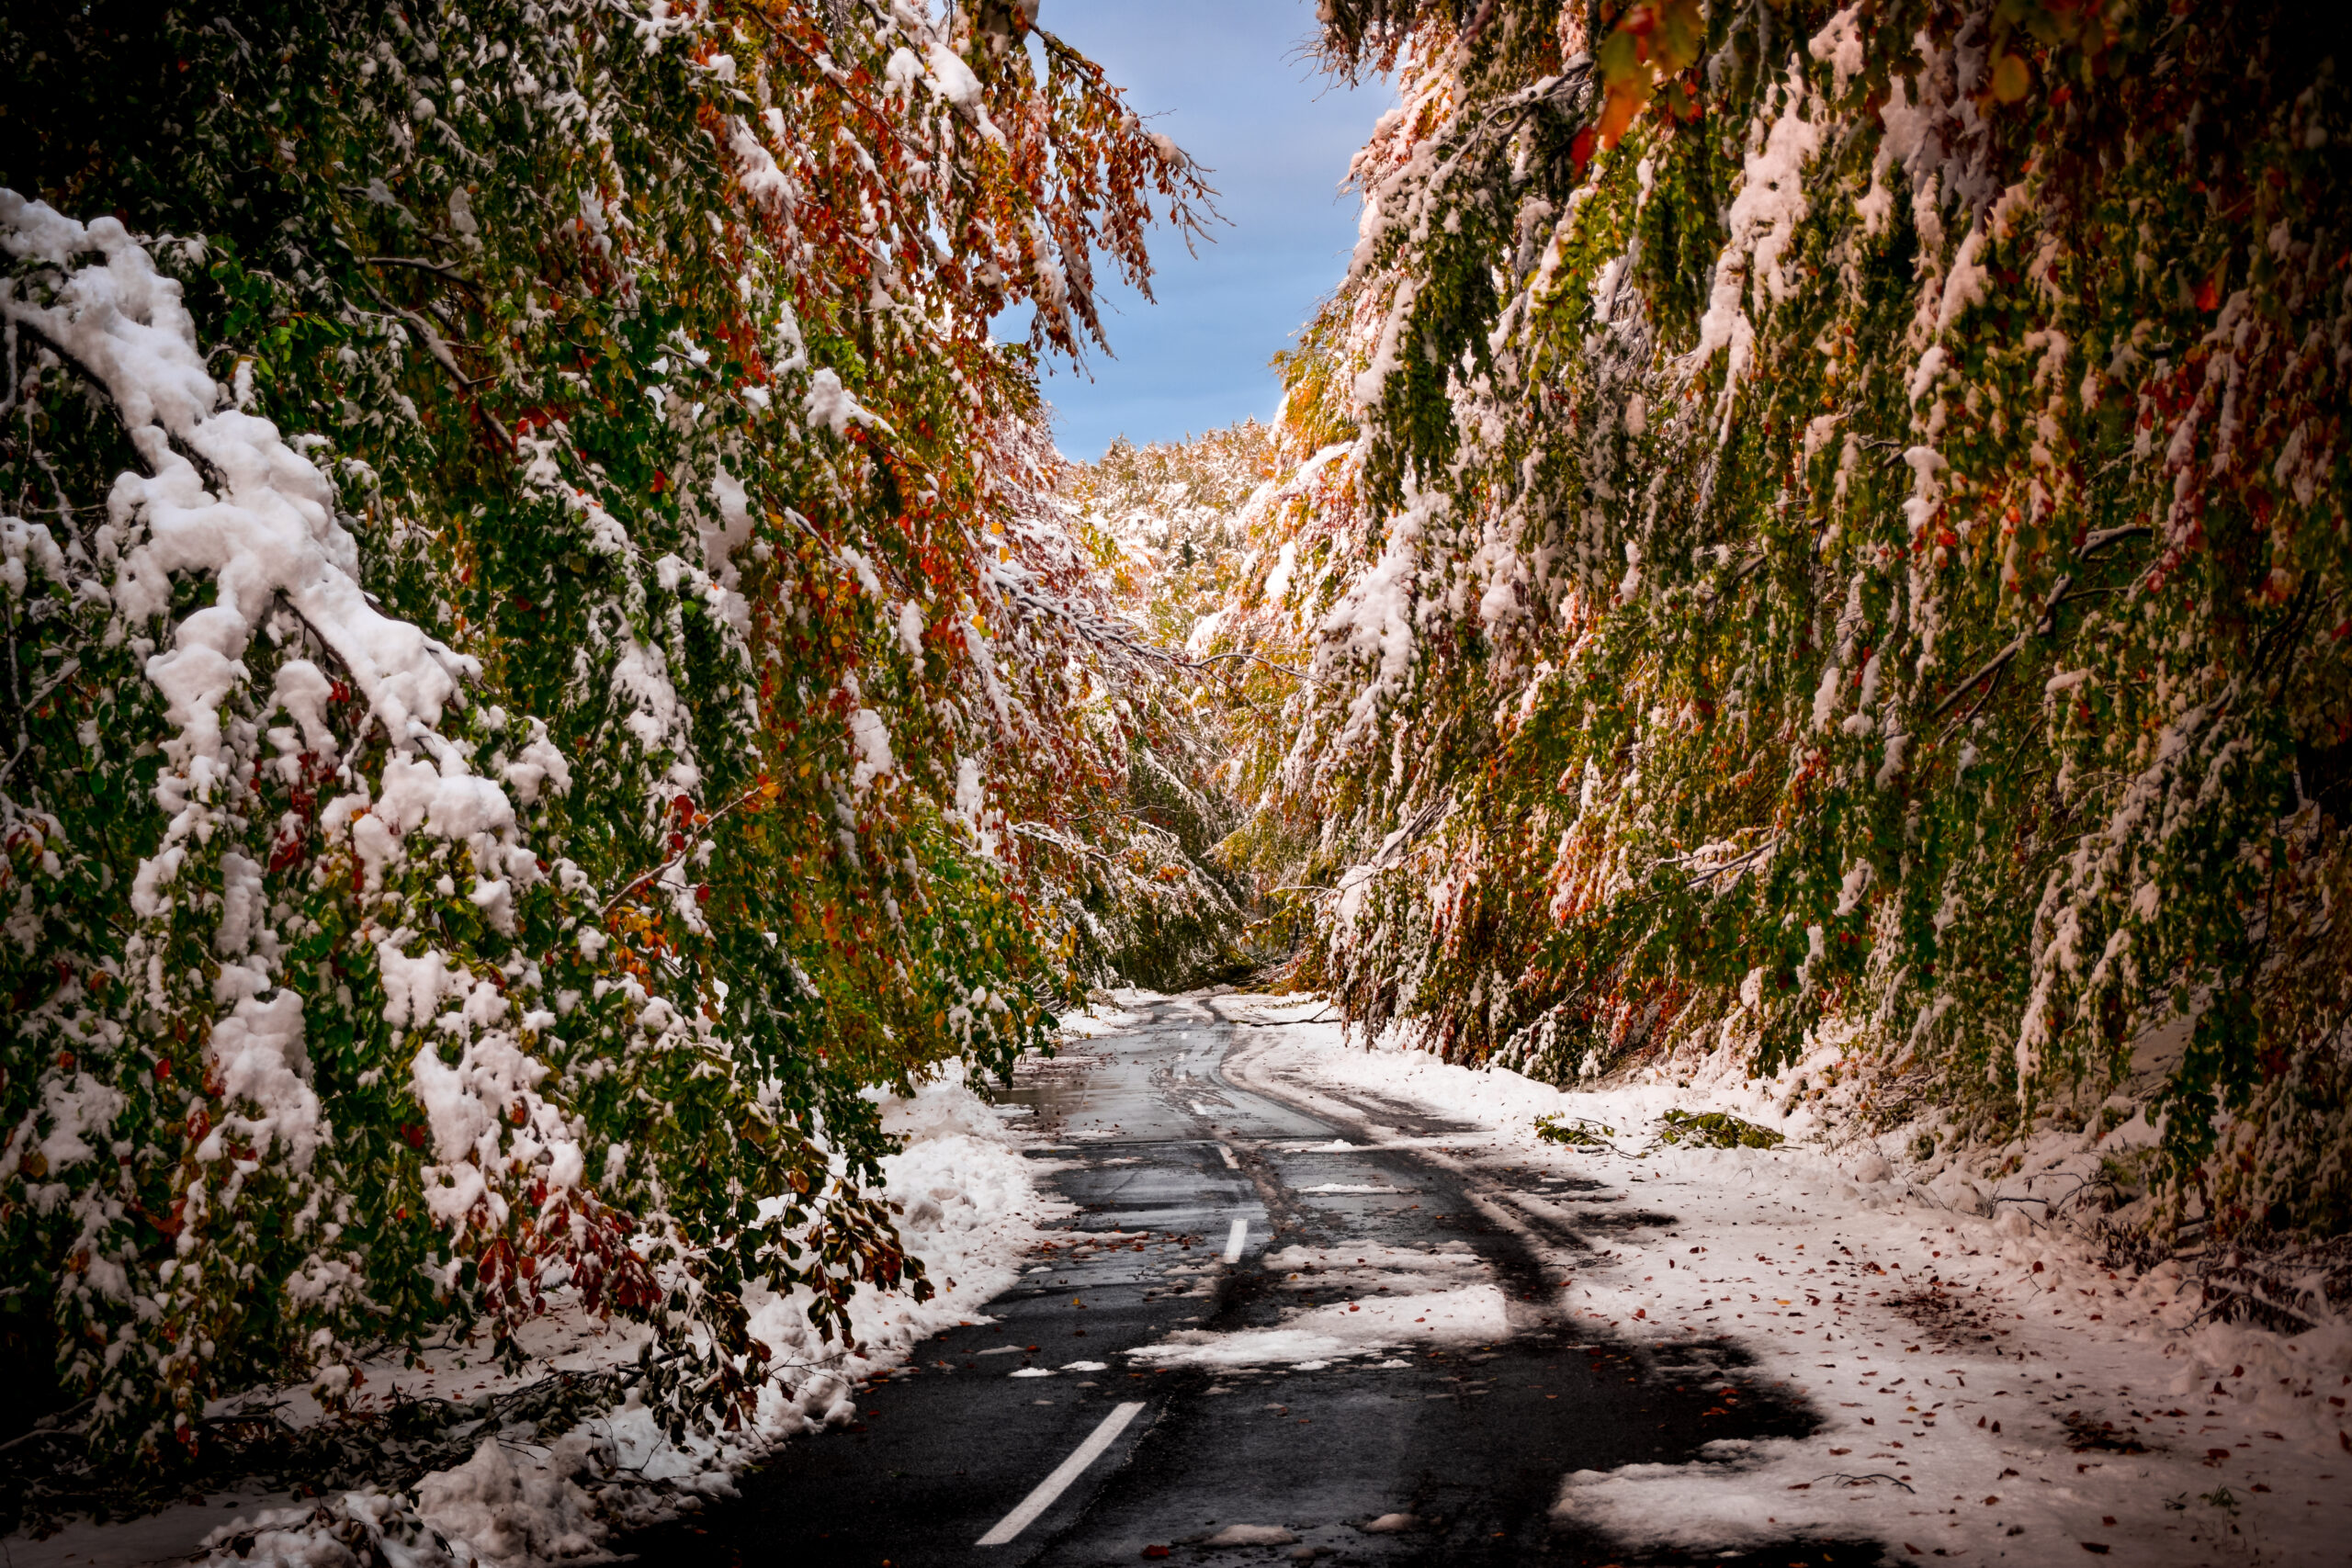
[1012,2,1389,459]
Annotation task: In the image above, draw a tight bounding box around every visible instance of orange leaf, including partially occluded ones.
[1598,84,1646,151]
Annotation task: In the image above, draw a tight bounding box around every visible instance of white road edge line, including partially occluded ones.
[1223,1217,1248,1263]
[1216,1144,1239,1168]
[974,1401,1148,1547]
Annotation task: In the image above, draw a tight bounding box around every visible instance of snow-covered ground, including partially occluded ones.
[3,1065,1070,1568]
[16,995,2346,1567]
[1219,996,2352,1566]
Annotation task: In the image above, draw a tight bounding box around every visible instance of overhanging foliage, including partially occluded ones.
[0,0,1206,1463]
[1208,0,2351,1244]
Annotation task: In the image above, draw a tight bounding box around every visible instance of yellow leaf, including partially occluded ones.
[1991,52,2030,105]
[1654,0,1706,76]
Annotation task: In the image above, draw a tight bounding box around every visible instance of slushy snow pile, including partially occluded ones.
[1216,997,2352,1565]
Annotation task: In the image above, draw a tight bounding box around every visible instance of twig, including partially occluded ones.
[1006,818,1119,869]
[1808,1470,1915,1493]
[1928,574,2073,725]
[0,1399,94,1454]
[1281,795,1456,908]
[989,576,1313,685]
[1532,1117,1630,1156]
[384,300,489,390]
[1169,649,1320,685]
[601,783,768,917]
[1657,833,1781,892]
[1,312,163,474]
[2080,524,2153,555]
[1929,525,2154,727]
[359,254,482,295]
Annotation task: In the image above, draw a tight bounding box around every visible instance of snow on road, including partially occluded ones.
[1219,995,2352,1565]
[1132,1241,1513,1370]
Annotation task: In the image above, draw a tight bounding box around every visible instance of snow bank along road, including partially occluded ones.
[624,997,1883,1565]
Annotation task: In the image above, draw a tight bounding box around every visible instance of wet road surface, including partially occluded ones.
[625,996,1884,1566]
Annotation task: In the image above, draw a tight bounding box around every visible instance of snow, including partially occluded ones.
[1689,73,1826,384]
[0,195,553,1260]
[197,990,323,1170]
[923,41,983,110]
[801,367,865,436]
[1315,491,1430,751]
[6,1071,1060,1568]
[846,705,895,790]
[1203,1523,1295,1547]
[28,1072,124,1175]
[1131,1240,1508,1369]
[1807,6,1868,96]
[1056,999,1150,1039]
[410,1435,605,1564]
[1215,998,2352,1564]
[949,755,999,855]
[0,199,476,756]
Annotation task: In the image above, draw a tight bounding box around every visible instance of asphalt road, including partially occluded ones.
[625,996,1883,1566]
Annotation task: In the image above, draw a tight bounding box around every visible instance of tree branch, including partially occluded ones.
[1168,649,1321,686]
[359,254,483,295]
[602,784,768,919]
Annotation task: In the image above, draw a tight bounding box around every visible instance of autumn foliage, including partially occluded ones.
[0,0,1205,1461]
[1204,0,2351,1246]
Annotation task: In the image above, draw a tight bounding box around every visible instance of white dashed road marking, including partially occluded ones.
[974,1402,1148,1547]
[1223,1218,1249,1263]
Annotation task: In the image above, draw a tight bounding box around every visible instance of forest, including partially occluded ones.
[4,0,2346,1487]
